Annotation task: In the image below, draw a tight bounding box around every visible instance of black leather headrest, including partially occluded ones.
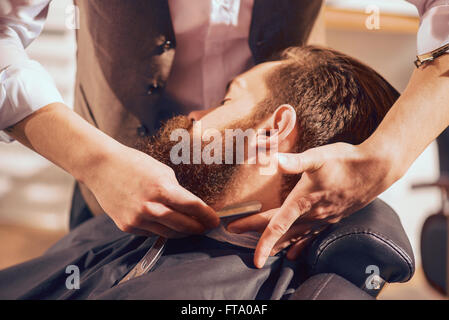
[305,198,415,288]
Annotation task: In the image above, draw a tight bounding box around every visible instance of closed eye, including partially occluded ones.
[221,98,231,105]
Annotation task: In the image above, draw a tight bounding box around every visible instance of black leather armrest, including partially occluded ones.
[304,198,415,294]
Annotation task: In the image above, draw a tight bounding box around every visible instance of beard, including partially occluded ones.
[136,115,256,207]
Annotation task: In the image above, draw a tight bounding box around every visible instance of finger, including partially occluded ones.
[160,184,220,229]
[269,237,295,256]
[253,203,303,268]
[226,209,276,234]
[123,226,154,237]
[277,149,324,175]
[253,193,322,268]
[143,202,207,234]
[128,222,187,239]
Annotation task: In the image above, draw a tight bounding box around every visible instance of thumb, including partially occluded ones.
[278,150,323,174]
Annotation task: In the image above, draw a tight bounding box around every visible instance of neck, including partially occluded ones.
[215,164,283,212]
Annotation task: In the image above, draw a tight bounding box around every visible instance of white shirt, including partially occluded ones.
[1,0,449,142]
[0,0,63,141]
[165,0,254,112]
[407,0,449,54]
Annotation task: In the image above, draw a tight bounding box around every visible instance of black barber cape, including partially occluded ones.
[0,214,304,299]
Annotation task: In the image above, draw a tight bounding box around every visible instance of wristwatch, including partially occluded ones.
[414,42,449,68]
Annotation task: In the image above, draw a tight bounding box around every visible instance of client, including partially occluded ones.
[0,46,399,300]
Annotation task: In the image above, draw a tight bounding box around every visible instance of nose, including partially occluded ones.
[188,107,217,121]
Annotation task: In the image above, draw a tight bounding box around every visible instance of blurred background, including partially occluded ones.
[0,0,446,299]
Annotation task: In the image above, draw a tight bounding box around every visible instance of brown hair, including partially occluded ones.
[254,45,400,154]
[253,46,400,201]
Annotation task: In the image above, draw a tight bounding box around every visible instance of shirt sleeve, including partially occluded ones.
[0,0,63,142]
[407,0,449,55]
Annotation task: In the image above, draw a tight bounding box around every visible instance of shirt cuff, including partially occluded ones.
[0,59,64,142]
[416,4,449,55]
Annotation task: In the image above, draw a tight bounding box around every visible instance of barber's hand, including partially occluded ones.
[227,142,399,268]
[84,145,220,238]
[227,208,327,259]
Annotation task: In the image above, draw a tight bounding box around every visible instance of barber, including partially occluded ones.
[226,0,449,268]
[0,1,322,236]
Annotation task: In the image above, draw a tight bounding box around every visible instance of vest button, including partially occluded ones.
[154,39,174,55]
[147,83,160,95]
[162,40,173,51]
[137,125,149,137]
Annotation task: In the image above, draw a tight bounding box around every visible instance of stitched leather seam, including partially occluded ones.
[311,273,334,300]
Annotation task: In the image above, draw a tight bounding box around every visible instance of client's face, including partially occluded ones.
[193,61,282,133]
[139,61,282,209]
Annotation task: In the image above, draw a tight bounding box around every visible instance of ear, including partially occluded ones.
[255,104,297,152]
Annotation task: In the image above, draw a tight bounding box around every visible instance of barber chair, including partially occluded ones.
[290,198,415,300]
[412,176,449,296]
[413,128,449,295]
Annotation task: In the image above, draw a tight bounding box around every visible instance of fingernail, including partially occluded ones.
[254,257,265,269]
